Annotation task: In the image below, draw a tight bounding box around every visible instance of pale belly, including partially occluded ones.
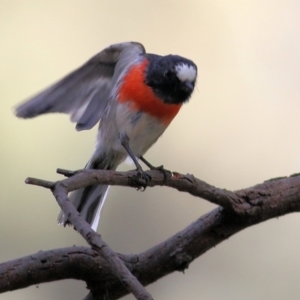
[95,103,168,161]
[118,103,167,155]
[126,112,166,155]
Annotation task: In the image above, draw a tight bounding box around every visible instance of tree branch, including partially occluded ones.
[54,182,153,300]
[1,170,300,299]
[27,168,247,213]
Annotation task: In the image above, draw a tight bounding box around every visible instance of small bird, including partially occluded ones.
[16,42,197,231]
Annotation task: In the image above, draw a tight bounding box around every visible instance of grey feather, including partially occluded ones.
[15,42,146,130]
[16,41,152,229]
[57,150,126,230]
[57,181,111,230]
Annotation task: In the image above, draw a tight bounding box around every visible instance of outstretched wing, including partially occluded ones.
[15,42,146,130]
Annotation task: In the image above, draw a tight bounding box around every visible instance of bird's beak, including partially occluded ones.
[183,81,194,92]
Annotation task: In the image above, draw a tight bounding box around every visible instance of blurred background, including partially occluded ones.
[1,0,300,299]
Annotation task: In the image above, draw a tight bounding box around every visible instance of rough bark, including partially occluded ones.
[1,169,299,299]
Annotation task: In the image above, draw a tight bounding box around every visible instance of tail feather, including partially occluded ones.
[57,154,119,231]
[90,187,110,230]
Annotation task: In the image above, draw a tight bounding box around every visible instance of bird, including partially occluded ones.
[15,42,197,231]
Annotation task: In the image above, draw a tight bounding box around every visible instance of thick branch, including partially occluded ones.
[2,171,300,299]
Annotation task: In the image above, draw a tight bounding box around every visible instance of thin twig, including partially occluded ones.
[56,168,82,177]
[52,182,153,300]
[25,177,55,189]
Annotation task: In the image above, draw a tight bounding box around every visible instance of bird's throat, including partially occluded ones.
[117,60,181,126]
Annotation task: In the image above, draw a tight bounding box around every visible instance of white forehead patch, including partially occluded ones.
[175,64,197,82]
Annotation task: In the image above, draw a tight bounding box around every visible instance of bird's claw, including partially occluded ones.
[138,170,152,181]
[135,169,151,190]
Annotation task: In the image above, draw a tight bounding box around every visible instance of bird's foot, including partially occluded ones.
[135,166,151,190]
[139,156,171,181]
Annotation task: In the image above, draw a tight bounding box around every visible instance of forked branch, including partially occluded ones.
[0,169,300,299]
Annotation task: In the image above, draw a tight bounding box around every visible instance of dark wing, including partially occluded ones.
[15,42,146,130]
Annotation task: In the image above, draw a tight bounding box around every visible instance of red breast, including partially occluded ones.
[117,59,182,126]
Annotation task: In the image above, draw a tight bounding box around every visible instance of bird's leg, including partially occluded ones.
[120,134,143,172]
[139,155,163,170]
[120,134,151,183]
[139,155,171,181]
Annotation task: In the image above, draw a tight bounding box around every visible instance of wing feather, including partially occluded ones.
[15,42,145,130]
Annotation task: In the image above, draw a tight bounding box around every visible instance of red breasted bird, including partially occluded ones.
[15,42,197,230]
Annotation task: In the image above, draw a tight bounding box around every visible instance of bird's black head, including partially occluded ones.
[145,54,197,105]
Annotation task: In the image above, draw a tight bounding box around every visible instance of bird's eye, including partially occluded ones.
[164,70,173,78]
